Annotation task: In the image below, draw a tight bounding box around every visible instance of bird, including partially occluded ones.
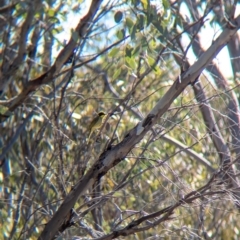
[87,112,106,143]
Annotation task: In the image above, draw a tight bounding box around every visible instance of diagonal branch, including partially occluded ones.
[3,0,103,112]
[1,1,42,94]
[0,2,18,14]
[184,0,240,162]
[38,14,240,240]
[94,172,223,240]
[193,81,240,207]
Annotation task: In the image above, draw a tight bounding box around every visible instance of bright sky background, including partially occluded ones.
[57,1,240,79]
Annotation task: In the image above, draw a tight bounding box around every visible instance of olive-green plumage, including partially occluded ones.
[87,112,106,143]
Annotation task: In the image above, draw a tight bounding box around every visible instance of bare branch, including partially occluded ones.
[3,0,103,112]
[38,14,240,240]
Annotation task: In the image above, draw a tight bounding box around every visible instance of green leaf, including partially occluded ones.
[132,0,141,7]
[109,47,119,57]
[125,56,136,69]
[141,0,148,10]
[116,29,125,39]
[146,13,154,26]
[114,11,123,23]
[147,56,157,70]
[154,22,164,34]
[132,45,141,56]
[130,24,137,40]
[125,17,134,30]
[125,46,133,57]
[162,0,170,9]
[175,14,183,28]
[52,26,63,36]
[47,9,55,17]
[137,14,145,30]
[153,64,162,74]
[113,68,121,80]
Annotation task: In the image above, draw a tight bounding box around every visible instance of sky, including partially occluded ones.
[57,0,240,79]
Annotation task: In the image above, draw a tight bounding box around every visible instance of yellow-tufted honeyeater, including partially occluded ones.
[87,112,106,143]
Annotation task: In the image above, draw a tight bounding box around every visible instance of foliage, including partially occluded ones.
[0,0,240,239]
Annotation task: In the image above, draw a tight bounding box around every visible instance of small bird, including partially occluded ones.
[87,112,106,143]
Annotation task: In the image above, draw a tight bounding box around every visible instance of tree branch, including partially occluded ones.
[38,14,240,240]
[3,0,103,112]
